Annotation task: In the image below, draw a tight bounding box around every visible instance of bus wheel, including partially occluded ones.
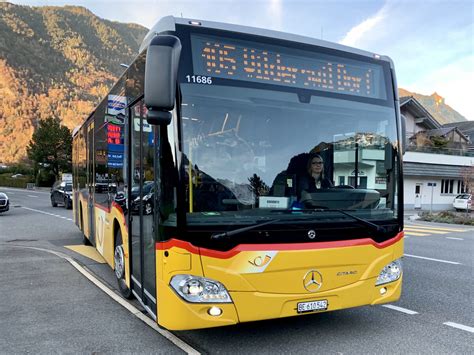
[80,209,91,246]
[144,202,153,215]
[114,228,132,299]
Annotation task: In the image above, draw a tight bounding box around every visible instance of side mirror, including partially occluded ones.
[144,35,182,125]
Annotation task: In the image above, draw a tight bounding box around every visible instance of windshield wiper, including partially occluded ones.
[271,208,386,234]
[211,219,280,240]
[324,209,386,234]
[210,209,386,241]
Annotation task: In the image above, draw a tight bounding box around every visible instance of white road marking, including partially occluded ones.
[27,195,38,198]
[404,228,447,234]
[405,225,468,232]
[446,237,464,241]
[4,245,200,355]
[21,206,73,221]
[3,187,49,194]
[382,305,418,315]
[404,254,461,265]
[404,232,430,236]
[443,322,474,333]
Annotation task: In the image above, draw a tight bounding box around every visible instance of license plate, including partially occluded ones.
[297,300,328,313]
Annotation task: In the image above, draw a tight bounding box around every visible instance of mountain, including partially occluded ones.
[398,88,467,125]
[0,3,147,164]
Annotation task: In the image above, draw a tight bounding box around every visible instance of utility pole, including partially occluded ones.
[428,182,436,214]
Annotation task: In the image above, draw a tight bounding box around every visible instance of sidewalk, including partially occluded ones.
[404,209,421,221]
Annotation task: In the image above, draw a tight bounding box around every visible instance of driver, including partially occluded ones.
[299,154,333,195]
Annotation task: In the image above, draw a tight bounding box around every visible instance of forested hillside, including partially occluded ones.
[0,2,147,163]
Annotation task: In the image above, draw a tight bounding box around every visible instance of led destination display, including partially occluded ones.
[191,34,387,100]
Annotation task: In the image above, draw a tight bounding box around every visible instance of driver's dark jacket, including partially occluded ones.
[298,173,333,198]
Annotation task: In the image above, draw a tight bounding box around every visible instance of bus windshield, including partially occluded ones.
[180,83,399,228]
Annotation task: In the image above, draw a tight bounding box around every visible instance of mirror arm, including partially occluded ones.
[147,108,172,125]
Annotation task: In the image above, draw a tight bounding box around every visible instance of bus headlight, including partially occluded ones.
[170,274,233,303]
[376,259,402,286]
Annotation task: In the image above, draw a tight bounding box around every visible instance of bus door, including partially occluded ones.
[129,100,157,318]
[86,121,95,243]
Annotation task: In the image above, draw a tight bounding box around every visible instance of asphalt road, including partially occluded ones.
[0,187,472,354]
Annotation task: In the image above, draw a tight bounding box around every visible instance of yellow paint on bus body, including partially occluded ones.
[75,191,131,290]
[156,237,404,330]
[75,188,404,330]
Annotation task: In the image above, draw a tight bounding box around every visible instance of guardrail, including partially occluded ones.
[407,146,474,157]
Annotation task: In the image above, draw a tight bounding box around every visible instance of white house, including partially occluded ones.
[401,96,473,211]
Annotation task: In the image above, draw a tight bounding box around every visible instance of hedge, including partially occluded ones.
[0,174,34,189]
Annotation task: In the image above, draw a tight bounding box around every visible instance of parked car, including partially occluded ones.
[0,192,9,213]
[130,181,153,200]
[131,183,155,215]
[11,173,24,178]
[453,194,472,211]
[51,181,73,209]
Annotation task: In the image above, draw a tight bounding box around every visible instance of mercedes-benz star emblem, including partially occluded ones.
[303,269,323,292]
[308,229,317,239]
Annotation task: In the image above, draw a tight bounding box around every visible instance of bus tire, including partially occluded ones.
[114,228,132,299]
[81,206,91,246]
[82,234,91,246]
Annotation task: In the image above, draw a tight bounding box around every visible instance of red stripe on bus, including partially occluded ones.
[156,238,201,254]
[93,202,126,225]
[111,201,127,225]
[94,203,110,212]
[156,231,404,259]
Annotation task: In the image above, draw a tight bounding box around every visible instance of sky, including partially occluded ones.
[8,0,474,120]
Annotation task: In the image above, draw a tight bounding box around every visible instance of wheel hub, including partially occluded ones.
[145,202,152,215]
[114,245,125,279]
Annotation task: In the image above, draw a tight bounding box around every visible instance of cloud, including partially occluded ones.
[404,55,474,120]
[339,5,387,47]
[337,2,473,121]
[268,0,283,30]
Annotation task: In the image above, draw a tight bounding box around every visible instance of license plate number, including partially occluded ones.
[297,300,328,313]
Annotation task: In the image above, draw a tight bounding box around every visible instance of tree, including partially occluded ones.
[430,135,449,150]
[460,165,474,194]
[27,117,72,180]
[248,174,270,199]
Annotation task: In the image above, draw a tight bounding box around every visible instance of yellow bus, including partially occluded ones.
[72,16,405,330]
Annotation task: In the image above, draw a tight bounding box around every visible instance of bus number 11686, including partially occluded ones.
[186,75,212,84]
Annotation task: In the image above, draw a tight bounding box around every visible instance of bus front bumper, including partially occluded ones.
[157,275,402,330]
